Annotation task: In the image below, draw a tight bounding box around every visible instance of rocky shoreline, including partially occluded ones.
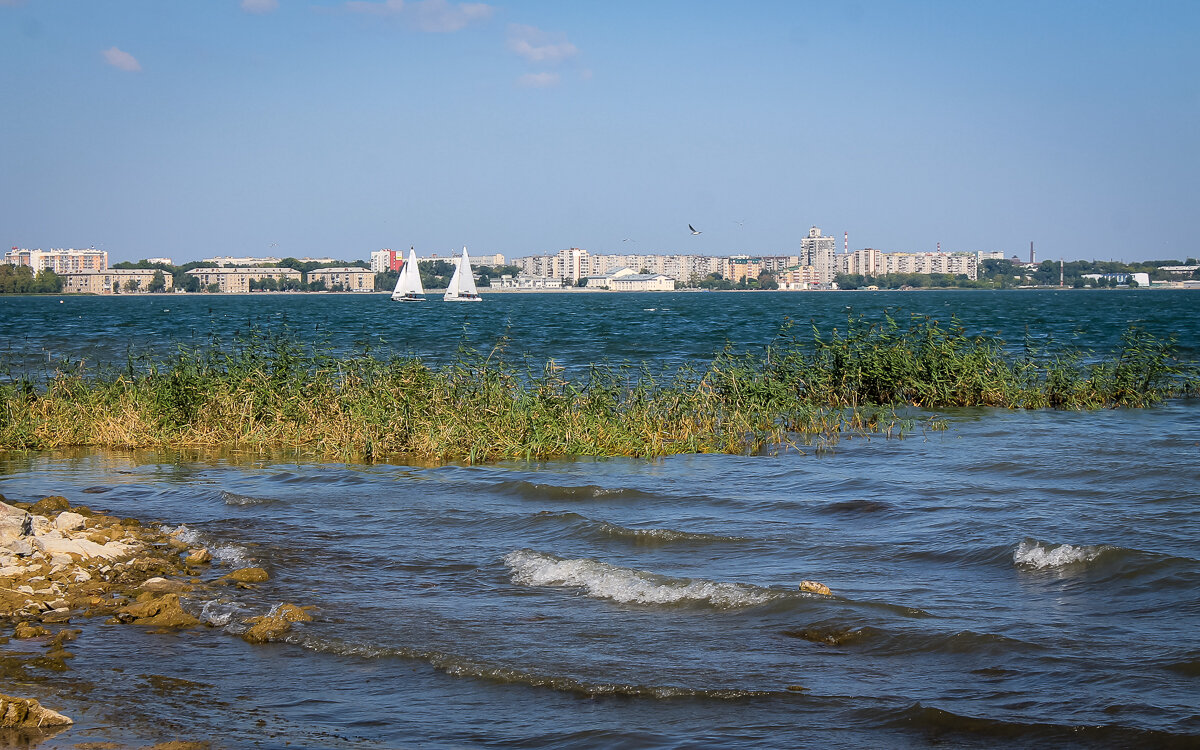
[0,492,311,745]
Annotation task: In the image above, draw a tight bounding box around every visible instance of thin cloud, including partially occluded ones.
[240,0,279,14]
[517,72,560,88]
[102,47,141,72]
[506,23,578,64]
[344,0,493,32]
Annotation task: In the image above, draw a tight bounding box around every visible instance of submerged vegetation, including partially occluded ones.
[0,315,1194,462]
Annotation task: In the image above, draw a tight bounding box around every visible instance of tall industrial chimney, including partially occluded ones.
[1030,241,1035,265]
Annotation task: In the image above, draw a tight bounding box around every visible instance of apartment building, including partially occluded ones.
[186,267,301,293]
[307,267,375,292]
[883,252,978,279]
[5,248,109,274]
[841,248,884,276]
[800,227,838,283]
[370,249,401,274]
[62,269,171,294]
[778,266,822,290]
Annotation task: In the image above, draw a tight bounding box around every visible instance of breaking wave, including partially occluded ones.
[494,480,656,502]
[219,490,276,506]
[161,524,253,567]
[504,549,789,609]
[530,511,747,545]
[591,521,748,545]
[1012,540,1109,570]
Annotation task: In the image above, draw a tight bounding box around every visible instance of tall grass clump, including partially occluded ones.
[0,316,1193,462]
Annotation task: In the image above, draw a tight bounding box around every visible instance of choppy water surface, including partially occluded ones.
[2,289,1197,375]
[0,291,1197,748]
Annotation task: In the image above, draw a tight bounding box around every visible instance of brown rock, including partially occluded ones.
[116,594,199,628]
[13,622,49,639]
[185,548,212,565]
[139,577,191,594]
[30,496,70,517]
[798,580,832,596]
[240,603,311,644]
[223,567,268,584]
[0,693,73,727]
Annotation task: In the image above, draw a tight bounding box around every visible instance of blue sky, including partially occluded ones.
[2,0,1196,264]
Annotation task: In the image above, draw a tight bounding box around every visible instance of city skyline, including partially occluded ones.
[2,1,1197,264]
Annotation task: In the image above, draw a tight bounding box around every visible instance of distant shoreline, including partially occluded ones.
[2,286,1194,298]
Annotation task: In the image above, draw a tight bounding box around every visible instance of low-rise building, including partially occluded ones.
[493,274,565,289]
[585,267,638,289]
[307,267,374,292]
[62,269,172,294]
[202,256,282,267]
[610,273,675,292]
[186,267,301,293]
[778,266,822,290]
[1082,272,1151,287]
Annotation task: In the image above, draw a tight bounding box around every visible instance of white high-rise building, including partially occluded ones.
[5,248,108,273]
[800,227,838,284]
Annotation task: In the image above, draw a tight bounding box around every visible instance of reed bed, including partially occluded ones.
[0,315,1193,462]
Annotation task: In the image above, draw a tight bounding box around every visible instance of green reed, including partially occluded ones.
[0,315,1193,462]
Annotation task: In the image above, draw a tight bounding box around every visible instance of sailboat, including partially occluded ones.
[443,246,483,302]
[390,246,425,302]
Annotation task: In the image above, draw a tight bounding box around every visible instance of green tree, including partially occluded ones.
[375,270,398,291]
[148,270,166,292]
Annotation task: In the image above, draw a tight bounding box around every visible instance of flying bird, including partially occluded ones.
[689,224,702,235]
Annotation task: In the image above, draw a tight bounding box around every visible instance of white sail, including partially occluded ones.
[444,254,463,299]
[444,246,482,301]
[391,246,425,301]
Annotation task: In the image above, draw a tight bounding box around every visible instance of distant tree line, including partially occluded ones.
[837,257,1200,290]
[113,257,370,292]
[685,272,779,290]
[0,265,64,294]
[372,260,522,291]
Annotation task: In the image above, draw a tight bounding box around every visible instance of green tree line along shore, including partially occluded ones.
[2,257,1198,294]
[1,315,1194,463]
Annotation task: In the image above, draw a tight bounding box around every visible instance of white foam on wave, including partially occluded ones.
[160,524,252,567]
[220,490,275,506]
[197,598,244,627]
[504,549,777,608]
[1013,540,1107,569]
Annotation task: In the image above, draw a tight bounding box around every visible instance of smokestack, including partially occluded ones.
[844,232,848,254]
[1030,241,1035,265]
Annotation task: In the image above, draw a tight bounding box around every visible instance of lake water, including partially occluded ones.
[0,290,1197,748]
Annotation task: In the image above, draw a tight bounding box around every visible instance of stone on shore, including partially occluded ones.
[241,603,311,644]
[29,496,70,516]
[140,577,192,594]
[116,594,199,628]
[0,694,73,728]
[54,512,87,532]
[222,567,269,584]
[0,504,32,541]
[185,548,212,565]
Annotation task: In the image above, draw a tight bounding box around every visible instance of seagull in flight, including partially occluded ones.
[689,224,702,235]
